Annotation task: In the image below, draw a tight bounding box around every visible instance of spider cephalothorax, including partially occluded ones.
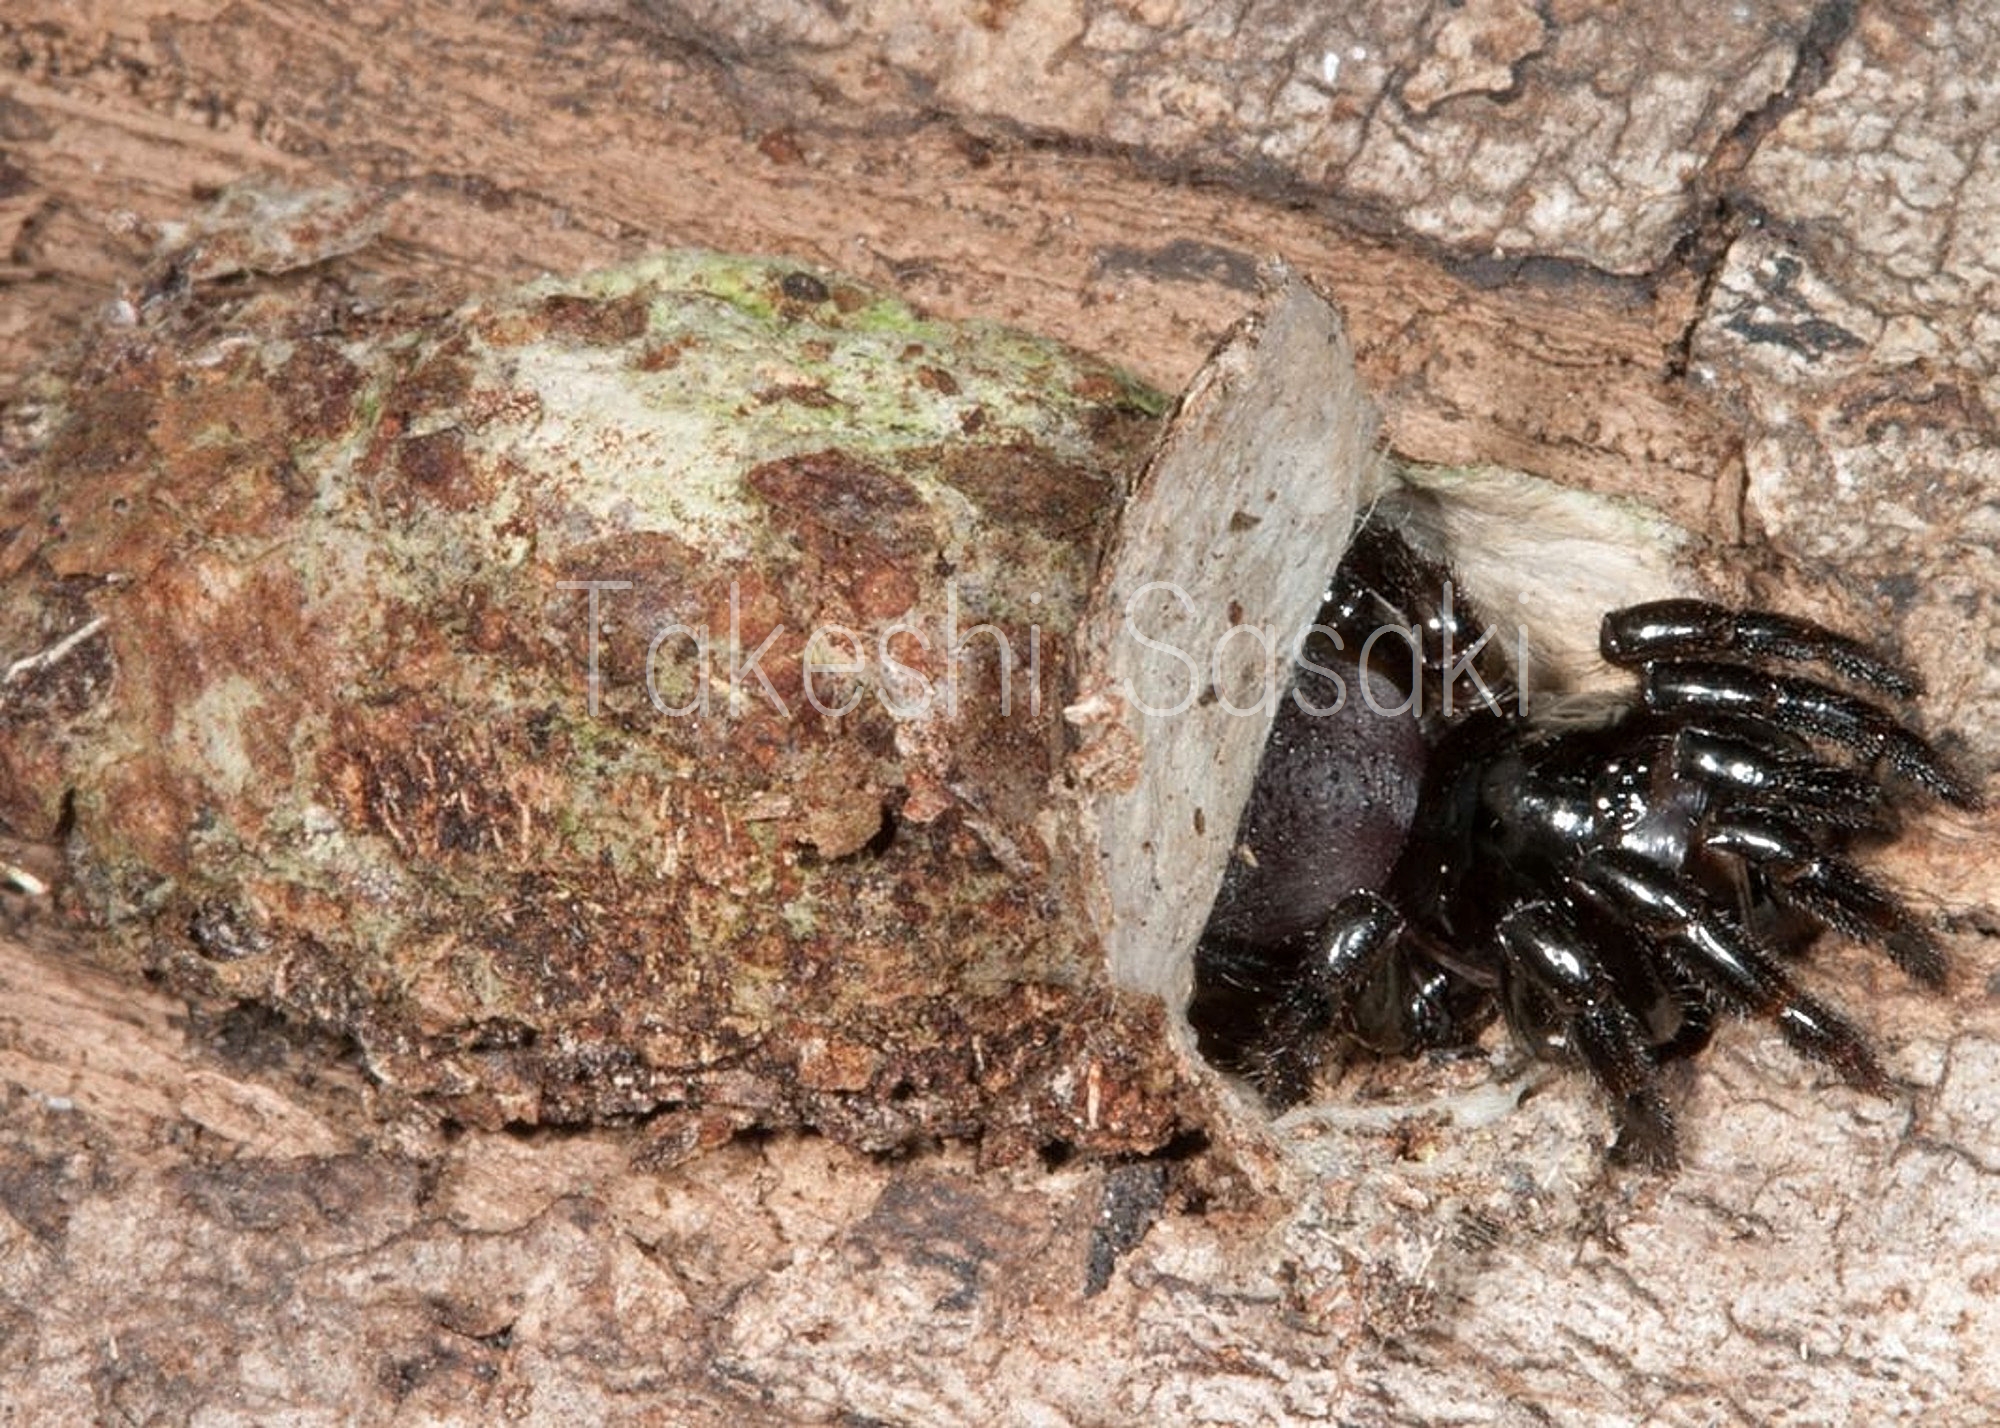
[1190,513,1981,1166]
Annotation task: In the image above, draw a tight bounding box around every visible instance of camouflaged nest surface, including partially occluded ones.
[0,253,1190,1156]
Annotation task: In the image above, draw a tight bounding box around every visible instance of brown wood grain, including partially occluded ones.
[2,0,1739,535]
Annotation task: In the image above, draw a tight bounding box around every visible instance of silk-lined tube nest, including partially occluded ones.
[0,247,1416,1164]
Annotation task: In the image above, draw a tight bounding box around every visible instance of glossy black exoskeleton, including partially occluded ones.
[1190,516,1980,1166]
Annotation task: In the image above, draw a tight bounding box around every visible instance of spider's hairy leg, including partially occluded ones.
[1582,853,1887,1093]
[1323,892,1481,1055]
[1601,599,1919,696]
[1673,726,1895,830]
[1224,892,1406,1107]
[1701,809,1946,986]
[1299,891,1404,1007]
[1644,661,1981,808]
[1329,518,1507,715]
[1188,936,1318,1099]
[1328,520,1458,642]
[1494,901,1678,1167]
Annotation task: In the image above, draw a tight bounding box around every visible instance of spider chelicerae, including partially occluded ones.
[1190,511,1982,1166]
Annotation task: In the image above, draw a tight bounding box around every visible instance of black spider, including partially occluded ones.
[1190,512,1982,1166]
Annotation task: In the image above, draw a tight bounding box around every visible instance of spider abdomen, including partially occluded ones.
[1204,659,1428,951]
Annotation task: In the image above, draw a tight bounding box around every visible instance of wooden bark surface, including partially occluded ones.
[4,3,1999,1424]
